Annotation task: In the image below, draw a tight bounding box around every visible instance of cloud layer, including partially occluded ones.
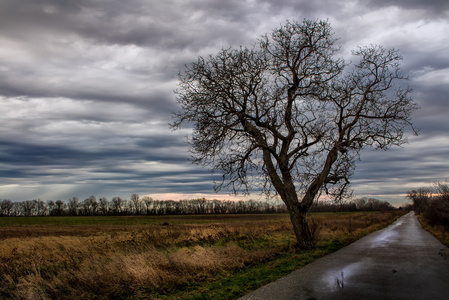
[1,0,448,205]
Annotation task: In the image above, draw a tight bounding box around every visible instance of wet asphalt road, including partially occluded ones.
[239,212,449,300]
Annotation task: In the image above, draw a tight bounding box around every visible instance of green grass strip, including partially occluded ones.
[148,240,346,300]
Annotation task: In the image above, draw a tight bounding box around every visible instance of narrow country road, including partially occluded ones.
[240,212,449,300]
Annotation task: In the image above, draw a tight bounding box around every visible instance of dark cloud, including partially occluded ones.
[0,141,89,166]
[1,0,448,204]
[0,0,256,51]
[361,0,449,18]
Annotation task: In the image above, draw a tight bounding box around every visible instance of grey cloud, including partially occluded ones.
[360,0,449,17]
[258,0,344,16]
[353,134,449,196]
[0,0,256,51]
[0,137,207,199]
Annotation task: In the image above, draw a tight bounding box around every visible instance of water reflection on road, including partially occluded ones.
[370,229,399,248]
[321,260,369,291]
[320,217,404,291]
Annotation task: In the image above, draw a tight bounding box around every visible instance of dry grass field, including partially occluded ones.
[0,211,405,299]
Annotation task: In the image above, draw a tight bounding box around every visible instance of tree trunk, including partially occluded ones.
[284,148,339,248]
[286,202,314,249]
[262,149,315,248]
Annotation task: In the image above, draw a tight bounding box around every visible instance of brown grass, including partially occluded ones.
[417,215,449,248]
[0,211,404,299]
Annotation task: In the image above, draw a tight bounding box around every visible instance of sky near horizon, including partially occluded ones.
[1,0,448,205]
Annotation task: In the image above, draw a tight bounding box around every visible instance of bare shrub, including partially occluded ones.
[409,181,449,228]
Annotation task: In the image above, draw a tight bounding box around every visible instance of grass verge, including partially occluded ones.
[417,215,449,247]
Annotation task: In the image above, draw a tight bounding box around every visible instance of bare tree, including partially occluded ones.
[354,197,393,211]
[431,182,449,227]
[434,182,449,198]
[142,196,153,215]
[36,199,47,216]
[409,182,449,227]
[68,197,79,216]
[130,194,141,215]
[99,197,109,215]
[50,200,66,216]
[20,200,37,217]
[111,196,123,215]
[1,199,14,216]
[407,187,431,215]
[47,200,55,216]
[82,196,98,215]
[173,19,417,248]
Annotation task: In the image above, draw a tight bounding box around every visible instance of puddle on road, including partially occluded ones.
[393,219,403,226]
[319,214,409,292]
[320,261,368,291]
[370,229,399,248]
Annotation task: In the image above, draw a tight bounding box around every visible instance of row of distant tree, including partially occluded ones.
[0,195,396,217]
[407,181,449,228]
[310,197,395,212]
[0,196,283,217]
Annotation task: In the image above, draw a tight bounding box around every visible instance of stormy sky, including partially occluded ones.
[1,0,448,205]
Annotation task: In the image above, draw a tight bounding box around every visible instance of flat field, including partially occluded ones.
[0,211,405,299]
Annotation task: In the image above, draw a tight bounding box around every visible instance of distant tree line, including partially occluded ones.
[0,196,287,217]
[310,197,394,212]
[407,181,449,228]
[0,195,395,217]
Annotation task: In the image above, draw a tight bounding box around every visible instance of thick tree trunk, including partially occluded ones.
[262,149,315,248]
[287,202,314,249]
[285,147,339,248]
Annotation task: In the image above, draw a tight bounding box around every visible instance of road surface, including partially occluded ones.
[239,212,449,300]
